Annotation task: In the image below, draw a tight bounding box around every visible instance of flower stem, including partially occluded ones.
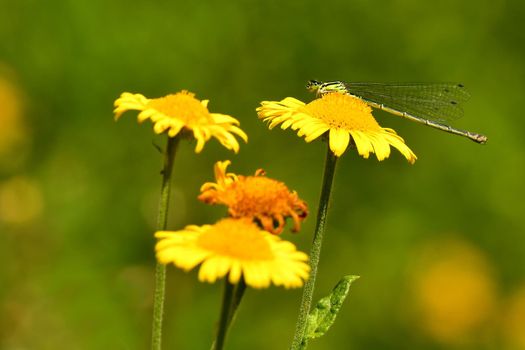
[151,136,180,350]
[211,278,246,350]
[214,280,236,350]
[228,278,246,326]
[291,144,338,350]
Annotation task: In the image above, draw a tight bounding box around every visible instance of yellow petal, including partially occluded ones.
[329,128,350,157]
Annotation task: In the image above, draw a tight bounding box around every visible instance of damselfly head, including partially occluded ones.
[306,80,322,92]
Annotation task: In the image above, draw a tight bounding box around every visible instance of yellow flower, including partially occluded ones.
[113,90,247,153]
[257,92,417,162]
[155,218,310,289]
[198,160,308,235]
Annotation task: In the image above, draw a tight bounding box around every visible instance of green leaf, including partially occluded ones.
[301,275,359,348]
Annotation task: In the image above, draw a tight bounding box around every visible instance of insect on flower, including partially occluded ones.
[306,80,487,144]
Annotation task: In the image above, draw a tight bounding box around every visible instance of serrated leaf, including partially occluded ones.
[301,275,359,348]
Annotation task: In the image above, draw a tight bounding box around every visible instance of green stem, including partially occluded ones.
[214,280,236,350]
[291,144,338,350]
[228,278,246,326]
[211,278,246,350]
[151,136,180,350]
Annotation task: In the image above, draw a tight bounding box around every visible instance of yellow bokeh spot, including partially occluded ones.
[0,66,28,166]
[0,176,44,225]
[503,284,525,349]
[410,238,497,344]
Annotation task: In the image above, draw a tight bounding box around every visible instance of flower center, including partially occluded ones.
[228,176,295,215]
[304,93,381,131]
[147,90,214,124]
[197,218,274,260]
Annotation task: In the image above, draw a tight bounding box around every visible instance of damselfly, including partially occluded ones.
[306,80,487,144]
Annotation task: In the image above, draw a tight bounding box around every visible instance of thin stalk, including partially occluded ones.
[151,136,180,350]
[214,280,236,350]
[291,144,338,349]
[211,278,246,350]
[228,278,246,326]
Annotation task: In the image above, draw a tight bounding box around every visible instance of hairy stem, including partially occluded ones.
[214,280,236,350]
[151,136,180,350]
[291,144,338,349]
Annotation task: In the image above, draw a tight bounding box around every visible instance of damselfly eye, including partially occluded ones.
[306,80,321,91]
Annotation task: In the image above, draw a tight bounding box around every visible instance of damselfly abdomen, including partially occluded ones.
[306,80,487,144]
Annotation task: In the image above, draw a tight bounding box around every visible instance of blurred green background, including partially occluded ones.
[1,0,524,349]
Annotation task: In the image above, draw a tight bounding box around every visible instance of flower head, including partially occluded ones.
[114,90,247,153]
[156,218,310,289]
[198,160,308,234]
[257,92,416,162]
